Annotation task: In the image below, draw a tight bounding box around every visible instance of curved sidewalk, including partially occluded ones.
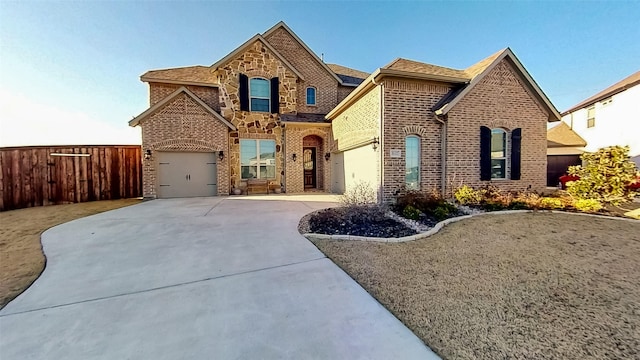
[0,196,439,359]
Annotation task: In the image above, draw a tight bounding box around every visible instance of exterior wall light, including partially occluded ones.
[325,152,331,161]
[218,151,224,161]
[292,153,297,162]
[372,137,380,150]
[144,149,152,160]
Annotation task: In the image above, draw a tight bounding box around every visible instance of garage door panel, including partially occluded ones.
[157,152,218,198]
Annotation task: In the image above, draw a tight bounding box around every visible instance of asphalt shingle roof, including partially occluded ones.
[141,66,215,85]
[562,70,640,115]
[547,122,587,147]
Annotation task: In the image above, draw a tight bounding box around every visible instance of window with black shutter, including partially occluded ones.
[511,128,522,180]
[480,126,492,180]
[239,74,249,111]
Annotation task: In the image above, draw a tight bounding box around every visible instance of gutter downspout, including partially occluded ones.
[435,113,447,197]
[372,75,384,204]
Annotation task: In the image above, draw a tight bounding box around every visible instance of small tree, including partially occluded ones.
[567,145,639,205]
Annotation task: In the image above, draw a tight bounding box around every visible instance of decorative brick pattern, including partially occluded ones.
[140,93,229,198]
[445,59,548,195]
[264,28,340,114]
[150,83,220,111]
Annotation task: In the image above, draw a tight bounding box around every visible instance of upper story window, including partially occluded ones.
[250,78,270,112]
[491,129,507,179]
[306,87,316,106]
[405,136,420,190]
[587,106,595,128]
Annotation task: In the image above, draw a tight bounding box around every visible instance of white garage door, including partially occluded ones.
[157,152,217,198]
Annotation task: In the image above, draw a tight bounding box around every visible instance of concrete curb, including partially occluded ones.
[304,209,639,243]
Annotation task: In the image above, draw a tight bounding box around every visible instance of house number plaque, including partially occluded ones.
[390,149,402,158]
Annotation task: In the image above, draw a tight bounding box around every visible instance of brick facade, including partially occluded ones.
[445,59,548,195]
[134,23,552,202]
[283,126,331,193]
[263,27,340,114]
[140,93,229,198]
[381,79,452,201]
[150,83,220,111]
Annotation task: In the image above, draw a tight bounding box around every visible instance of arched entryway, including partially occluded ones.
[302,135,324,191]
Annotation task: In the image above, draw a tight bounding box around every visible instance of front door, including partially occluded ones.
[303,147,316,189]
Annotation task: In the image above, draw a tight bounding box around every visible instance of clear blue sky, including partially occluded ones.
[1,1,639,146]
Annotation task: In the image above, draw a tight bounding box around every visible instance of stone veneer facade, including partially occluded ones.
[212,39,299,191]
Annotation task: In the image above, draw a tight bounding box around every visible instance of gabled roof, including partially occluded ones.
[562,70,640,115]
[262,21,343,85]
[210,34,305,80]
[327,64,369,86]
[140,66,217,87]
[547,121,587,148]
[327,48,561,122]
[433,48,561,122]
[383,58,468,79]
[129,86,236,130]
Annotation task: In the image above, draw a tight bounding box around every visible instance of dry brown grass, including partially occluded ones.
[0,199,141,308]
[312,212,640,360]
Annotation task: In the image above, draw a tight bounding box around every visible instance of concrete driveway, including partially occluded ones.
[0,195,439,359]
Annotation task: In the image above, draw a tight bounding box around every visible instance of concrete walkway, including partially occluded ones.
[0,196,439,359]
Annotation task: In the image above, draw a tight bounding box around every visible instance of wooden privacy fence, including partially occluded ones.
[0,145,142,211]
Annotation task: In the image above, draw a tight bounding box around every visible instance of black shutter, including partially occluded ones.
[480,126,492,181]
[239,74,249,111]
[511,128,522,180]
[270,77,279,114]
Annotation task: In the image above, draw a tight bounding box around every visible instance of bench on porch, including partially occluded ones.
[246,179,269,195]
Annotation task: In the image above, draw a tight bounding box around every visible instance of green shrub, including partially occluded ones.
[567,145,639,205]
[573,199,603,213]
[454,185,482,205]
[433,203,457,221]
[402,205,421,220]
[395,189,443,214]
[508,201,529,210]
[540,197,564,209]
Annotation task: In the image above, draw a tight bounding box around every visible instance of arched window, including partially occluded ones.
[491,128,507,179]
[405,135,420,190]
[249,78,270,112]
[306,87,316,106]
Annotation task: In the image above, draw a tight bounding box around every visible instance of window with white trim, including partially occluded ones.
[240,139,276,179]
[306,87,316,105]
[405,136,420,190]
[587,106,595,128]
[491,129,507,179]
[250,78,270,112]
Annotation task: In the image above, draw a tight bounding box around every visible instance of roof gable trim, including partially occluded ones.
[210,34,305,81]
[262,21,343,84]
[435,48,561,122]
[128,86,236,130]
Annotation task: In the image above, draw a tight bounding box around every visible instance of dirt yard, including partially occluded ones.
[312,212,640,359]
[0,199,141,308]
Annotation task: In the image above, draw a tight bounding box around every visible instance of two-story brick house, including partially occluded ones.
[130,21,560,202]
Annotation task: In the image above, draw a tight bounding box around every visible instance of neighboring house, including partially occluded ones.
[560,71,640,167]
[130,21,560,202]
[546,121,586,186]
